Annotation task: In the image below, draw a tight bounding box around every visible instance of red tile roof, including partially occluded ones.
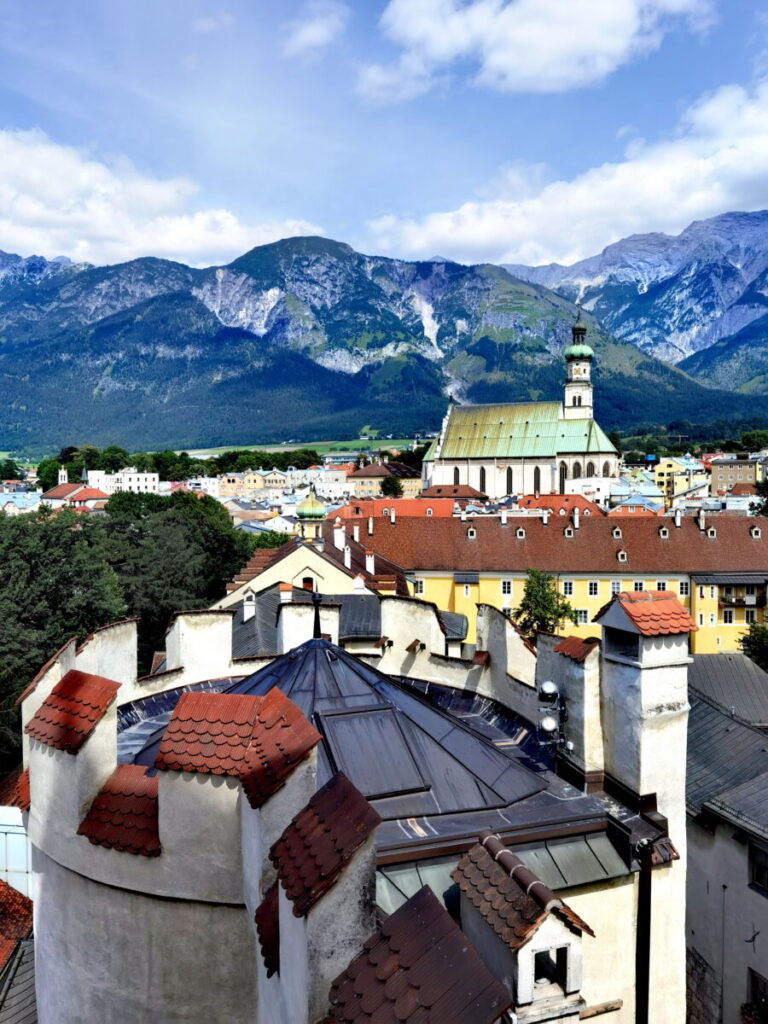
[0,881,32,971]
[518,493,604,515]
[553,636,600,663]
[0,769,30,812]
[270,772,381,918]
[452,834,593,952]
[730,483,756,496]
[331,499,453,519]
[154,689,320,807]
[67,487,109,502]
[77,764,160,856]
[240,687,322,809]
[610,590,698,636]
[41,482,83,499]
[347,462,420,480]
[325,885,512,1024]
[254,882,280,978]
[328,515,768,575]
[24,669,120,753]
[419,484,487,499]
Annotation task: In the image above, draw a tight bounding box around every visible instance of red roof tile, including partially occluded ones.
[41,482,83,499]
[611,590,698,636]
[518,493,604,515]
[240,688,321,809]
[0,881,32,971]
[24,669,120,753]
[155,693,262,775]
[77,764,160,856]
[553,635,600,663]
[452,834,593,951]
[325,885,512,1024]
[419,484,487,499]
[331,499,453,519]
[67,487,109,502]
[270,773,381,918]
[347,462,420,480]
[254,883,280,978]
[0,769,30,812]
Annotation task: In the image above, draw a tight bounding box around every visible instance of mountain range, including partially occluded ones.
[2,224,768,452]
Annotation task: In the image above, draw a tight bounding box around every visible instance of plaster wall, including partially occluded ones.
[76,621,138,689]
[475,603,536,689]
[20,638,76,762]
[536,636,604,773]
[33,847,258,1024]
[686,818,768,1023]
[379,597,444,660]
[277,602,340,651]
[648,862,687,1024]
[564,875,637,1024]
[215,547,365,610]
[165,611,233,675]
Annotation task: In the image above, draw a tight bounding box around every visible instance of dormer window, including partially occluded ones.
[516,527,525,540]
[612,527,622,540]
[752,527,762,539]
[707,527,717,539]
[564,527,574,538]
[618,550,627,562]
[425,507,433,516]
[659,527,669,539]
[467,528,477,540]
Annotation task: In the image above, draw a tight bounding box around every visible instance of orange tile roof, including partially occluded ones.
[270,772,380,918]
[41,482,83,499]
[0,881,32,971]
[518,493,604,515]
[0,769,29,812]
[77,764,160,856]
[254,883,280,978]
[330,499,453,519]
[25,669,120,753]
[613,590,698,636]
[553,636,600,663]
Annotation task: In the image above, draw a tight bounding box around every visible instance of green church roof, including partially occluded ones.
[564,343,594,359]
[425,402,617,461]
[296,493,327,519]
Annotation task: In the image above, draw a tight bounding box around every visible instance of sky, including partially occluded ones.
[0,0,766,267]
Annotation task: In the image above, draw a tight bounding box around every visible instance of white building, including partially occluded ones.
[87,467,160,495]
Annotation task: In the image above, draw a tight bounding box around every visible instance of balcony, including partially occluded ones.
[719,595,766,609]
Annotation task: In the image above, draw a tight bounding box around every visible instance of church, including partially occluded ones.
[422,316,619,501]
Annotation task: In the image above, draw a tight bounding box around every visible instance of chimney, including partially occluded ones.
[500,508,508,527]
[542,509,550,526]
[353,573,366,592]
[460,508,466,522]
[390,508,396,525]
[573,506,580,530]
[352,524,360,543]
[697,507,706,532]
[365,551,375,574]
[279,583,293,604]
[333,518,345,550]
[368,516,374,536]
[242,592,256,622]
[674,507,682,528]
[343,545,352,569]
[314,535,325,553]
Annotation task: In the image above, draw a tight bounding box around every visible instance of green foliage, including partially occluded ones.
[380,475,404,497]
[393,443,431,471]
[0,459,22,480]
[249,531,289,550]
[742,430,768,451]
[738,622,768,671]
[514,569,578,642]
[750,478,768,516]
[37,457,62,492]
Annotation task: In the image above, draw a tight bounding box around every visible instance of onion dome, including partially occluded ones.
[296,491,327,520]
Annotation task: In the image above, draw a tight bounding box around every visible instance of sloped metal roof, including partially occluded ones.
[433,402,616,460]
[0,937,36,1024]
[689,653,768,726]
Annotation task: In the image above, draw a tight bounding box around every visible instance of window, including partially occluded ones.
[563,580,574,597]
[698,613,704,627]
[588,581,599,597]
[656,581,667,591]
[533,466,540,494]
[747,585,756,596]
[479,467,486,493]
[618,551,627,563]
[453,467,460,486]
[749,968,768,1009]
[576,609,589,625]
[573,462,582,479]
[507,467,513,495]
[709,613,716,626]
[414,580,424,595]
[750,843,768,894]
[747,609,756,625]
[463,584,471,598]
[425,507,433,517]
[612,527,622,539]
[586,462,595,478]
[699,586,705,599]
[501,580,512,596]
[302,577,314,591]
[710,586,716,600]
[467,527,477,540]
[659,527,669,539]
[611,580,621,595]
[723,609,734,624]
[633,581,644,592]
[752,527,762,539]
[564,527,574,538]
[516,527,526,540]
[534,948,568,993]
[679,580,690,597]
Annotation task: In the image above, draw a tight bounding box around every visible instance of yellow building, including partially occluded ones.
[710,455,768,493]
[653,456,708,504]
[332,511,768,654]
[346,462,421,498]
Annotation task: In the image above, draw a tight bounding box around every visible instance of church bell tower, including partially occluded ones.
[563,311,594,420]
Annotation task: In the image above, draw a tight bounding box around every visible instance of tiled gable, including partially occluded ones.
[553,635,600,663]
[0,881,32,971]
[254,883,280,978]
[325,885,512,1024]
[0,769,30,812]
[77,764,160,857]
[24,669,119,753]
[270,772,380,918]
[610,590,698,636]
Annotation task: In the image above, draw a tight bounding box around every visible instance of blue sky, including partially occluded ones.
[0,0,766,266]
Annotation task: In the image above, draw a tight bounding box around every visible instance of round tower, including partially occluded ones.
[563,310,594,420]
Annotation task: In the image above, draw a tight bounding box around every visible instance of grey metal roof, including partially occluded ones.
[707,771,768,842]
[687,692,768,822]
[0,938,36,1024]
[437,611,468,641]
[689,653,768,726]
[691,574,768,584]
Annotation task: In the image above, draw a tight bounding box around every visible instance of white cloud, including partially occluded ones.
[0,129,323,266]
[365,79,768,265]
[192,12,233,32]
[358,0,713,101]
[283,1,350,58]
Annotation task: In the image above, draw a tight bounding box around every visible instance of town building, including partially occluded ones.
[324,511,768,651]
[710,454,768,494]
[422,318,619,502]
[653,455,708,505]
[346,461,422,498]
[86,467,160,495]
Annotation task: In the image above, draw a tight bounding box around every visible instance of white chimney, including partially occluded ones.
[279,583,293,604]
[343,545,352,569]
[333,519,345,549]
[542,509,550,526]
[365,551,375,574]
[242,593,256,622]
[500,508,508,526]
[697,508,706,532]
[352,524,360,543]
[368,516,374,536]
[460,508,466,522]
[674,507,682,528]
[390,508,396,525]
[573,507,580,530]
[354,573,366,592]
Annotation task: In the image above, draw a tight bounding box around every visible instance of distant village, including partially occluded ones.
[0,323,767,1023]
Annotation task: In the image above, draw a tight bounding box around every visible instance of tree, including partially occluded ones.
[742,430,768,452]
[739,622,768,673]
[250,530,289,550]
[750,479,768,516]
[0,459,22,480]
[381,475,403,498]
[36,457,63,492]
[513,569,578,642]
[608,430,622,454]
[99,445,130,472]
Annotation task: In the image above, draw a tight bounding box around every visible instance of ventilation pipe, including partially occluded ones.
[573,507,580,530]
[500,508,508,527]
[352,524,360,543]
[343,545,352,569]
[242,592,256,622]
[368,516,374,536]
[365,551,375,574]
[390,508,396,525]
